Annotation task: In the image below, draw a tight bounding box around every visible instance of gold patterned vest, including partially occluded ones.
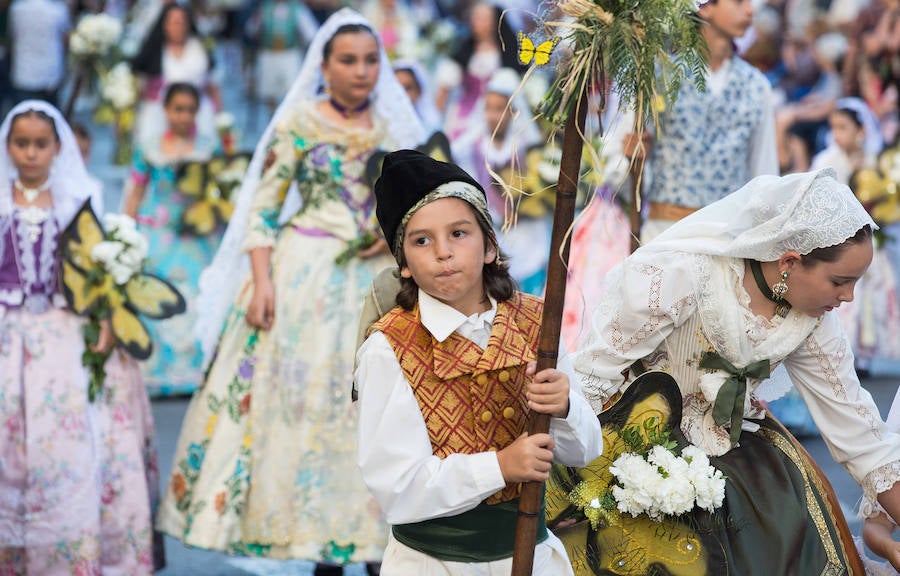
[371,292,544,504]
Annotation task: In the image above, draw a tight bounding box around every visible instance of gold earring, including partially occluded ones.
[772,270,789,300]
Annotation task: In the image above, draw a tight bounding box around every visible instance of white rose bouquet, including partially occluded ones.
[570,416,726,527]
[100,63,138,112]
[70,14,123,60]
[90,214,149,286]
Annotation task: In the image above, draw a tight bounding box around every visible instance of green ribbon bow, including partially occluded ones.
[698,351,771,448]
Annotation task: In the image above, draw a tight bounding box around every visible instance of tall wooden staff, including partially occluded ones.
[510,88,589,576]
[509,2,709,571]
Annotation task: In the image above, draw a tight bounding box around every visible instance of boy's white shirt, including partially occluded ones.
[355,289,602,526]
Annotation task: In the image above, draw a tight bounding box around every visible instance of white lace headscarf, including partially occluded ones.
[639,167,876,261]
[634,168,876,403]
[195,7,426,366]
[0,100,103,259]
[393,58,444,134]
[833,97,883,159]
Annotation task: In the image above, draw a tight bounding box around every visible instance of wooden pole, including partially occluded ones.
[64,65,86,121]
[628,160,642,253]
[510,89,589,576]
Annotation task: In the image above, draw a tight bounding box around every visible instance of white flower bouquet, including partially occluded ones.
[90,214,149,286]
[70,13,123,59]
[570,416,726,527]
[100,63,138,111]
[60,204,185,401]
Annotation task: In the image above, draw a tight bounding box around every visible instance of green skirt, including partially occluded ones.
[547,372,862,576]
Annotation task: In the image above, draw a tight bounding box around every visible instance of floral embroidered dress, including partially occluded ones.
[0,205,155,575]
[555,251,900,575]
[130,132,220,396]
[156,99,395,562]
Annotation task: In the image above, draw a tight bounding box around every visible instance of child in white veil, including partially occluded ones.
[158,8,425,571]
[0,100,157,574]
[195,7,425,364]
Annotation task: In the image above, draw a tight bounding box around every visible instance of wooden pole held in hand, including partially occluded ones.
[510,89,590,576]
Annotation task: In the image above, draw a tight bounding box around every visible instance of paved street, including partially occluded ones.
[150,367,900,574]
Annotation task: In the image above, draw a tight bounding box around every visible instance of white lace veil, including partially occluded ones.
[635,168,876,403]
[195,7,426,366]
[393,58,444,134]
[0,100,103,259]
[834,97,883,159]
[639,167,877,261]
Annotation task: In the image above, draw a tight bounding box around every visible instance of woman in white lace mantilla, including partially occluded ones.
[557,168,900,574]
[156,8,425,568]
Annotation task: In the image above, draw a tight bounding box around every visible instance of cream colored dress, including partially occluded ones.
[157,99,395,562]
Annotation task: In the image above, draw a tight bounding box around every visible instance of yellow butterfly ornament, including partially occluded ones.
[176,153,252,236]
[518,32,560,67]
[60,201,186,399]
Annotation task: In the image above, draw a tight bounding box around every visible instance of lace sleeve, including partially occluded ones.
[571,253,698,413]
[783,311,900,500]
[241,120,299,252]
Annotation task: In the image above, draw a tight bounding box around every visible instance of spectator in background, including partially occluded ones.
[7,0,70,107]
[243,0,318,114]
[776,30,848,172]
[131,3,222,144]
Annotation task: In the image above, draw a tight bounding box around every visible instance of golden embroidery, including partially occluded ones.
[760,428,846,574]
[373,293,544,503]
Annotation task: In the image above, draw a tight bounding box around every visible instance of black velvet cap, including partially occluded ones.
[374,149,488,254]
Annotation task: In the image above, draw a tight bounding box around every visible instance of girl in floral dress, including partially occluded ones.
[156,9,425,571]
[123,82,220,397]
[0,100,155,574]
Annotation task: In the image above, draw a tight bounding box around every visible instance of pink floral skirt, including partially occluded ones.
[0,307,155,575]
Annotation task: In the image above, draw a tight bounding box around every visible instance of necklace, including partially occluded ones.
[328,97,370,119]
[14,178,51,204]
[747,259,791,318]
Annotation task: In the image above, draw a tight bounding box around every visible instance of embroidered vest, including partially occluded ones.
[372,292,544,504]
[648,58,770,208]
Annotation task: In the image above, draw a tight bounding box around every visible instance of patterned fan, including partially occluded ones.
[176,153,252,236]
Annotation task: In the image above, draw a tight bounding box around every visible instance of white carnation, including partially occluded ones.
[215,112,235,130]
[101,63,137,110]
[91,240,123,267]
[608,441,726,521]
[71,14,122,57]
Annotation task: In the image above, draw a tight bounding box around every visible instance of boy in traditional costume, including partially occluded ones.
[355,150,601,574]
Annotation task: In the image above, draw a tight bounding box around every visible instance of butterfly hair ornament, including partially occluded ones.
[518,32,560,67]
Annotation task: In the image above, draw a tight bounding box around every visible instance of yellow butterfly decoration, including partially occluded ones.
[176,153,252,236]
[518,32,560,67]
[60,201,186,365]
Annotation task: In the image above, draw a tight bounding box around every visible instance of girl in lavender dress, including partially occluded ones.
[0,100,156,574]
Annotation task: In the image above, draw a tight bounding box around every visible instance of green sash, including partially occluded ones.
[392,497,548,562]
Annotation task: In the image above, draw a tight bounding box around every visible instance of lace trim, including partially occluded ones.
[803,329,882,439]
[862,460,900,504]
[38,217,58,295]
[14,216,37,296]
[0,286,23,305]
[608,263,664,356]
